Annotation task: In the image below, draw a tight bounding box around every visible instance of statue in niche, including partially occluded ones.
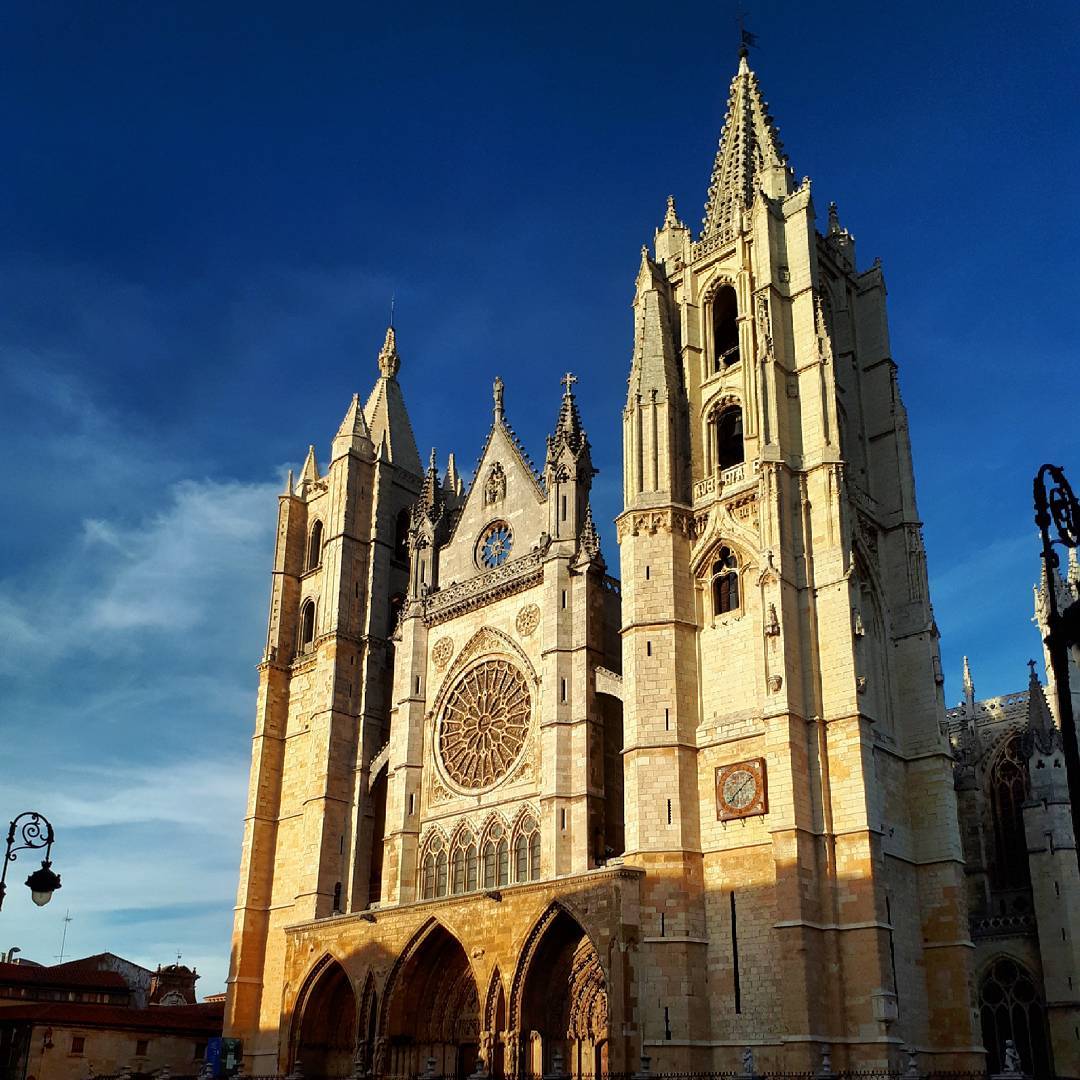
[485,462,506,505]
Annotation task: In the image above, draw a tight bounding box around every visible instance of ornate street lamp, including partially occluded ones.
[0,812,61,911]
[1034,464,1080,869]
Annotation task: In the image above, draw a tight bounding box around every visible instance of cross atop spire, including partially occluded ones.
[561,371,577,396]
[701,53,793,243]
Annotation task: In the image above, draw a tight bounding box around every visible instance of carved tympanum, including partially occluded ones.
[439,660,530,789]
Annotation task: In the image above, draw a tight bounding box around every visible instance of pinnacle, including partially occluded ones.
[550,373,588,459]
[1026,660,1054,733]
[701,53,792,242]
[378,326,400,378]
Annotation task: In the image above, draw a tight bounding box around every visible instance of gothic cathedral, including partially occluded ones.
[225,50,1008,1075]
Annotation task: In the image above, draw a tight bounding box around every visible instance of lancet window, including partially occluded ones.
[299,599,316,653]
[987,733,1032,890]
[482,820,510,889]
[450,827,479,895]
[711,547,740,617]
[306,520,323,572]
[513,813,541,883]
[711,284,740,371]
[420,832,449,901]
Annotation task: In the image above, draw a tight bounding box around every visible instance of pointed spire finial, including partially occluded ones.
[663,195,679,229]
[428,446,437,474]
[378,326,400,378]
[493,376,505,421]
[1027,659,1054,734]
[561,371,578,397]
[828,201,841,235]
[285,468,294,496]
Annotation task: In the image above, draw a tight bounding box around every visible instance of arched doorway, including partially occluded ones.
[482,969,507,1079]
[293,958,357,1078]
[514,908,608,1078]
[382,923,480,1078]
[979,955,1052,1077]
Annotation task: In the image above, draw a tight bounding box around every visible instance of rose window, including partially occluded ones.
[439,660,530,789]
[478,521,513,569]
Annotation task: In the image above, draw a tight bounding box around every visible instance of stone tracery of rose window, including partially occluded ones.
[439,659,530,790]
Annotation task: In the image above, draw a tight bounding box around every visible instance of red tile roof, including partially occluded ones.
[0,1001,224,1034]
[0,962,128,992]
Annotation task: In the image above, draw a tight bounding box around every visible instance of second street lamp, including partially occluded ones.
[0,812,61,912]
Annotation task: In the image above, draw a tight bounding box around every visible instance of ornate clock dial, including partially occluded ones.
[716,758,767,820]
[722,769,756,810]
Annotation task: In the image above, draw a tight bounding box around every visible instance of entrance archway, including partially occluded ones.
[382,922,480,1077]
[514,907,608,1078]
[293,958,357,1078]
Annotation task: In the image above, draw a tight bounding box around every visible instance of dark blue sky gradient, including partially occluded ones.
[2,0,1078,988]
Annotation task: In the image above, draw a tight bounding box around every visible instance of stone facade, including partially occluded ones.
[225,50,986,1077]
[947,556,1080,1077]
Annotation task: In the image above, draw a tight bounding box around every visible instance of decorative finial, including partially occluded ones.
[428,447,437,473]
[561,371,578,397]
[828,201,841,235]
[493,375,505,420]
[1028,658,1038,677]
[378,326,400,378]
[389,293,395,329]
[662,194,679,229]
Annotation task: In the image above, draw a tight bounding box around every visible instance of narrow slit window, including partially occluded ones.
[306,520,323,571]
[730,891,742,1013]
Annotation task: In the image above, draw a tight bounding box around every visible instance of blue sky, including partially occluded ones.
[2,1,1078,995]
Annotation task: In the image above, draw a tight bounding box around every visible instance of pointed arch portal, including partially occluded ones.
[383,923,480,1077]
[293,958,357,1079]
[514,907,609,1078]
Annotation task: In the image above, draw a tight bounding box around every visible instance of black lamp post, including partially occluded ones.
[1033,464,1080,871]
[0,812,61,912]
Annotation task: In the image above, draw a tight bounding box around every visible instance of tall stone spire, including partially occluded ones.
[332,392,374,459]
[701,51,793,243]
[363,327,422,476]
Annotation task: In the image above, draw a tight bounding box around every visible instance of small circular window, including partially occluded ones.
[478,521,513,569]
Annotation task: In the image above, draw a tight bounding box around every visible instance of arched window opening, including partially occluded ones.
[711,547,740,617]
[451,848,465,895]
[394,508,411,563]
[435,849,448,897]
[421,853,436,900]
[496,839,509,887]
[988,734,1032,890]
[483,841,496,889]
[299,600,316,653]
[513,814,540,883]
[465,843,478,892]
[306,520,323,572]
[529,832,540,881]
[713,405,744,472]
[711,285,740,371]
[979,957,1052,1077]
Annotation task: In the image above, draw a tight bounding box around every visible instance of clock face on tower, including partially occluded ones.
[478,520,513,569]
[715,758,767,820]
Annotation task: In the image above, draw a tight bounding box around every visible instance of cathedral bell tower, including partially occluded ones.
[225,328,423,1061]
[617,48,980,1072]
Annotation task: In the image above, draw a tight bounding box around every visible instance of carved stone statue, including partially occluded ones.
[1003,1039,1022,1076]
[742,1046,754,1075]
